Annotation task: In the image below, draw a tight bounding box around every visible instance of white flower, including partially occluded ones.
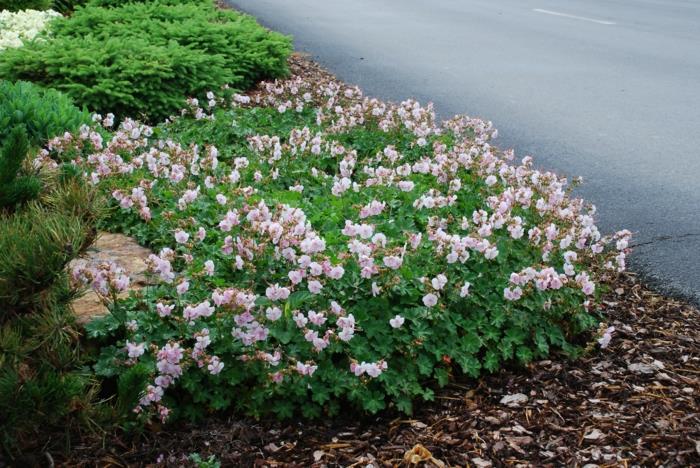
[422,293,438,307]
[389,315,405,329]
[0,10,61,52]
[174,229,189,244]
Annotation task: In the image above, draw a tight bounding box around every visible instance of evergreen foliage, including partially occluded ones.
[0,1,292,122]
[0,0,52,11]
[0,125,42,210]
[0,80,90,149]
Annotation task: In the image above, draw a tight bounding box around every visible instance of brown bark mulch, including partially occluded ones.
[42,55,700,467]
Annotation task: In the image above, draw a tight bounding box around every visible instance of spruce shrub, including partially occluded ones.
[0,1,292,122]
[0,0,52,11]
[0,80,90,148]
[0,125,42,210]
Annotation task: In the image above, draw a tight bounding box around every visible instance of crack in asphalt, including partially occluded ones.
[630,232,700,248]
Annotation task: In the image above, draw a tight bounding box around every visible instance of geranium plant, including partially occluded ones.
[42,75,630,422]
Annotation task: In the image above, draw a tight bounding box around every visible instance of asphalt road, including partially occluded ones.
[227,0,700,303]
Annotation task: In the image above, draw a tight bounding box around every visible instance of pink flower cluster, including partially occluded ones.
[42,70,632,421]
[71,260,130,297]
[350,360,388,378]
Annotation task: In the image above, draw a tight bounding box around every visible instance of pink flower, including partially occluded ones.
[174,230,189,244]
[203,260,215,276]
[295,361,317,376]
[460,282,471,297]
[176,280,189,295]
[423,293,438,307]
[308,280,323,294]
[397,180,415,192]
[207,356,224,375]
[338,328,354,341]
[288,270,304,285]
[383,255,403,270]
[431,274,447,290]
[307,310,326,326]
[351,361,386,378]
[293,312,308,328]
[271,372,284,383]
[504,286,523,301]
[183,301,215,321]
[265,307,282,321]
[126,341,145,359]
[266,284,291,301]
[598,326,615,349]
[389,315,405,329]
[484,246,499,260]
[156,302,174,317]
[327,265,345,279]
[563,263,575,276]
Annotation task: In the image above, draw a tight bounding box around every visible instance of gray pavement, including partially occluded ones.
[227,0,700,303]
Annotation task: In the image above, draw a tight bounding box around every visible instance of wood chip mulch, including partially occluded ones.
[52,56,700,467]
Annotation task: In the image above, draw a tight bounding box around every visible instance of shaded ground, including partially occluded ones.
[52,56,699,468]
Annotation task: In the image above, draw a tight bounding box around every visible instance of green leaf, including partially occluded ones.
[456,354,481,377]
[483,350,500,373]
[287,290,314,309]
[516,346,534,364]
[416,353,434,376]
[434,367,449,387]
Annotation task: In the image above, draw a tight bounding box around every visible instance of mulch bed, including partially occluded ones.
[33,55,700,467]
[57,270,699,467]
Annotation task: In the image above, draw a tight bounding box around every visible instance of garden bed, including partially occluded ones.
[2,3,698,463]
[45,55,700,467]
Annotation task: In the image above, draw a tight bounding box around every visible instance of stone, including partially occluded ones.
[499,393,528,407]
[69,232,152,324]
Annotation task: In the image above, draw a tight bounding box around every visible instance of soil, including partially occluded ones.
[53,56,699,467]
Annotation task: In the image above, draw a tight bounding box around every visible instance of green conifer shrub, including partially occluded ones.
[0,178,101,315]
[0,125,42,210]
[0,80,90,149]
[0,1,292,122]
[0,0,52,11]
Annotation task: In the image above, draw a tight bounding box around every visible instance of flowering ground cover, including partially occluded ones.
[31,55,698,468]
[35,49,632,427]
[1,2,697,464]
